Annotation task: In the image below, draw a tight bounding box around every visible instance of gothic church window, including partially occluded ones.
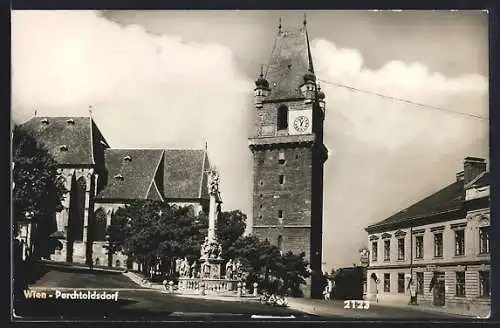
[277,105,288,130]
[94,208,107,241]
[279,175,285,185]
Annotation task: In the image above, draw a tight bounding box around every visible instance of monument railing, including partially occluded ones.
[177,277,242,294]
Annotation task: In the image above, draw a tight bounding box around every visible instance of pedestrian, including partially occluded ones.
[407,278,417,305]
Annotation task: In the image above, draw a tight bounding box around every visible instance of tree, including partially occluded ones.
[227,235,310,297]
[12,125,66,260]
[107,200,208,277]
[216,210,246,258]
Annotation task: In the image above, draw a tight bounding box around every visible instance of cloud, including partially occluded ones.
[12,11,489,269]
[312,39,488,268]
[12,10,255,228]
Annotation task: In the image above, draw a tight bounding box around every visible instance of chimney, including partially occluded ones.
[456,171,464,182]
[463,157,486,185]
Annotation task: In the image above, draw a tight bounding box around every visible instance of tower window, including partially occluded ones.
[277,105,288,130]
[279,175,285,185]
[278,151,286,164]
[278,235,283,253]
[278,210,283,218]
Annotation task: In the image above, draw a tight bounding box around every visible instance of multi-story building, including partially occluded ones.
[18,116,213,268]
[365,157,490,315]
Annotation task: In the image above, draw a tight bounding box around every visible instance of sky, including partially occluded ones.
[11,10,489,269]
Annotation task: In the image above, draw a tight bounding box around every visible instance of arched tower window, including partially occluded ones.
[277,105,288,131]
[277,235,283,253]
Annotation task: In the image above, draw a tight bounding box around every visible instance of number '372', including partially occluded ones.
[344,300,370,309]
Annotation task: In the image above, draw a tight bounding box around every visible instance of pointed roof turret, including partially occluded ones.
[264,20,315,101]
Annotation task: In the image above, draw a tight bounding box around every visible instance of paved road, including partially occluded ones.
[13,267,471,321]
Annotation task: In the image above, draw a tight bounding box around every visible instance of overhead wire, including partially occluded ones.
[231,54,488,121]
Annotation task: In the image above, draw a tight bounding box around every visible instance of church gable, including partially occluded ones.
[96,149,164,201]
[19,117,96,166]
[163,149,208,200]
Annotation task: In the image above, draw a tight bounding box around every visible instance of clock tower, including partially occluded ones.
[248,19,327,299]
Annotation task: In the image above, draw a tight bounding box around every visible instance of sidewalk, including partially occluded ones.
[286,297,488,319]
[39,259,125,273]
[374,298,490,319]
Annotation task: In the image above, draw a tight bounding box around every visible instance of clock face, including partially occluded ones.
[293,116,310,133]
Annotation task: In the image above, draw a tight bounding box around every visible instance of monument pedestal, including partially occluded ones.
[200,258,223,279]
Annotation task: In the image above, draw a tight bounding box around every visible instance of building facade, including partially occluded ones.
[248,20,328,298]
[365,157,490,315]
[19,116,212,268]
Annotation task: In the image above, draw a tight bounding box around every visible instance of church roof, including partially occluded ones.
[18,116,108,166]
[265,26,314,101]
[97,149,165,201]
[163,149,210,200]
[365,180,465,233]
[96,148,210,202]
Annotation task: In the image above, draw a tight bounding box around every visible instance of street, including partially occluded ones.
[14,266,469,321]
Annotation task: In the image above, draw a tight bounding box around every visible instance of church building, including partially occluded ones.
[19,116,213,268]
[248,18,328,299]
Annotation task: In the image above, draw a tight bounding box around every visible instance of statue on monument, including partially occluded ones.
[225,259,233,279]
[208,170,219,195]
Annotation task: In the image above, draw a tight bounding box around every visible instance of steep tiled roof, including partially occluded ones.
[19,117,98,165]
[366,180,465,232]
[163,149,210,200]
[265,27,314,101]
[97,149,164,201]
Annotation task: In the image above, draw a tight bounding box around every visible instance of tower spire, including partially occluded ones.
[88,105,93,117]
[278,17,282,34]
[260,64,264,78]
[303,13,307,28]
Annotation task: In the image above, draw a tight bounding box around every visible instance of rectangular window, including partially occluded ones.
[455,272,465,297]
[415,235,424,259]
[384,240,390,261]
[279,175,285,185]
[479,271,490,298]
[398,273,405,293]
[384,273,390,292]
[278,151,286,164]
[371,242,378,261]
[278,210,283,218]
[416,272,424,295]
[397,238,405,260]
[455,230,465,256]
[479,227,490,254]
[434,233,443,257]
